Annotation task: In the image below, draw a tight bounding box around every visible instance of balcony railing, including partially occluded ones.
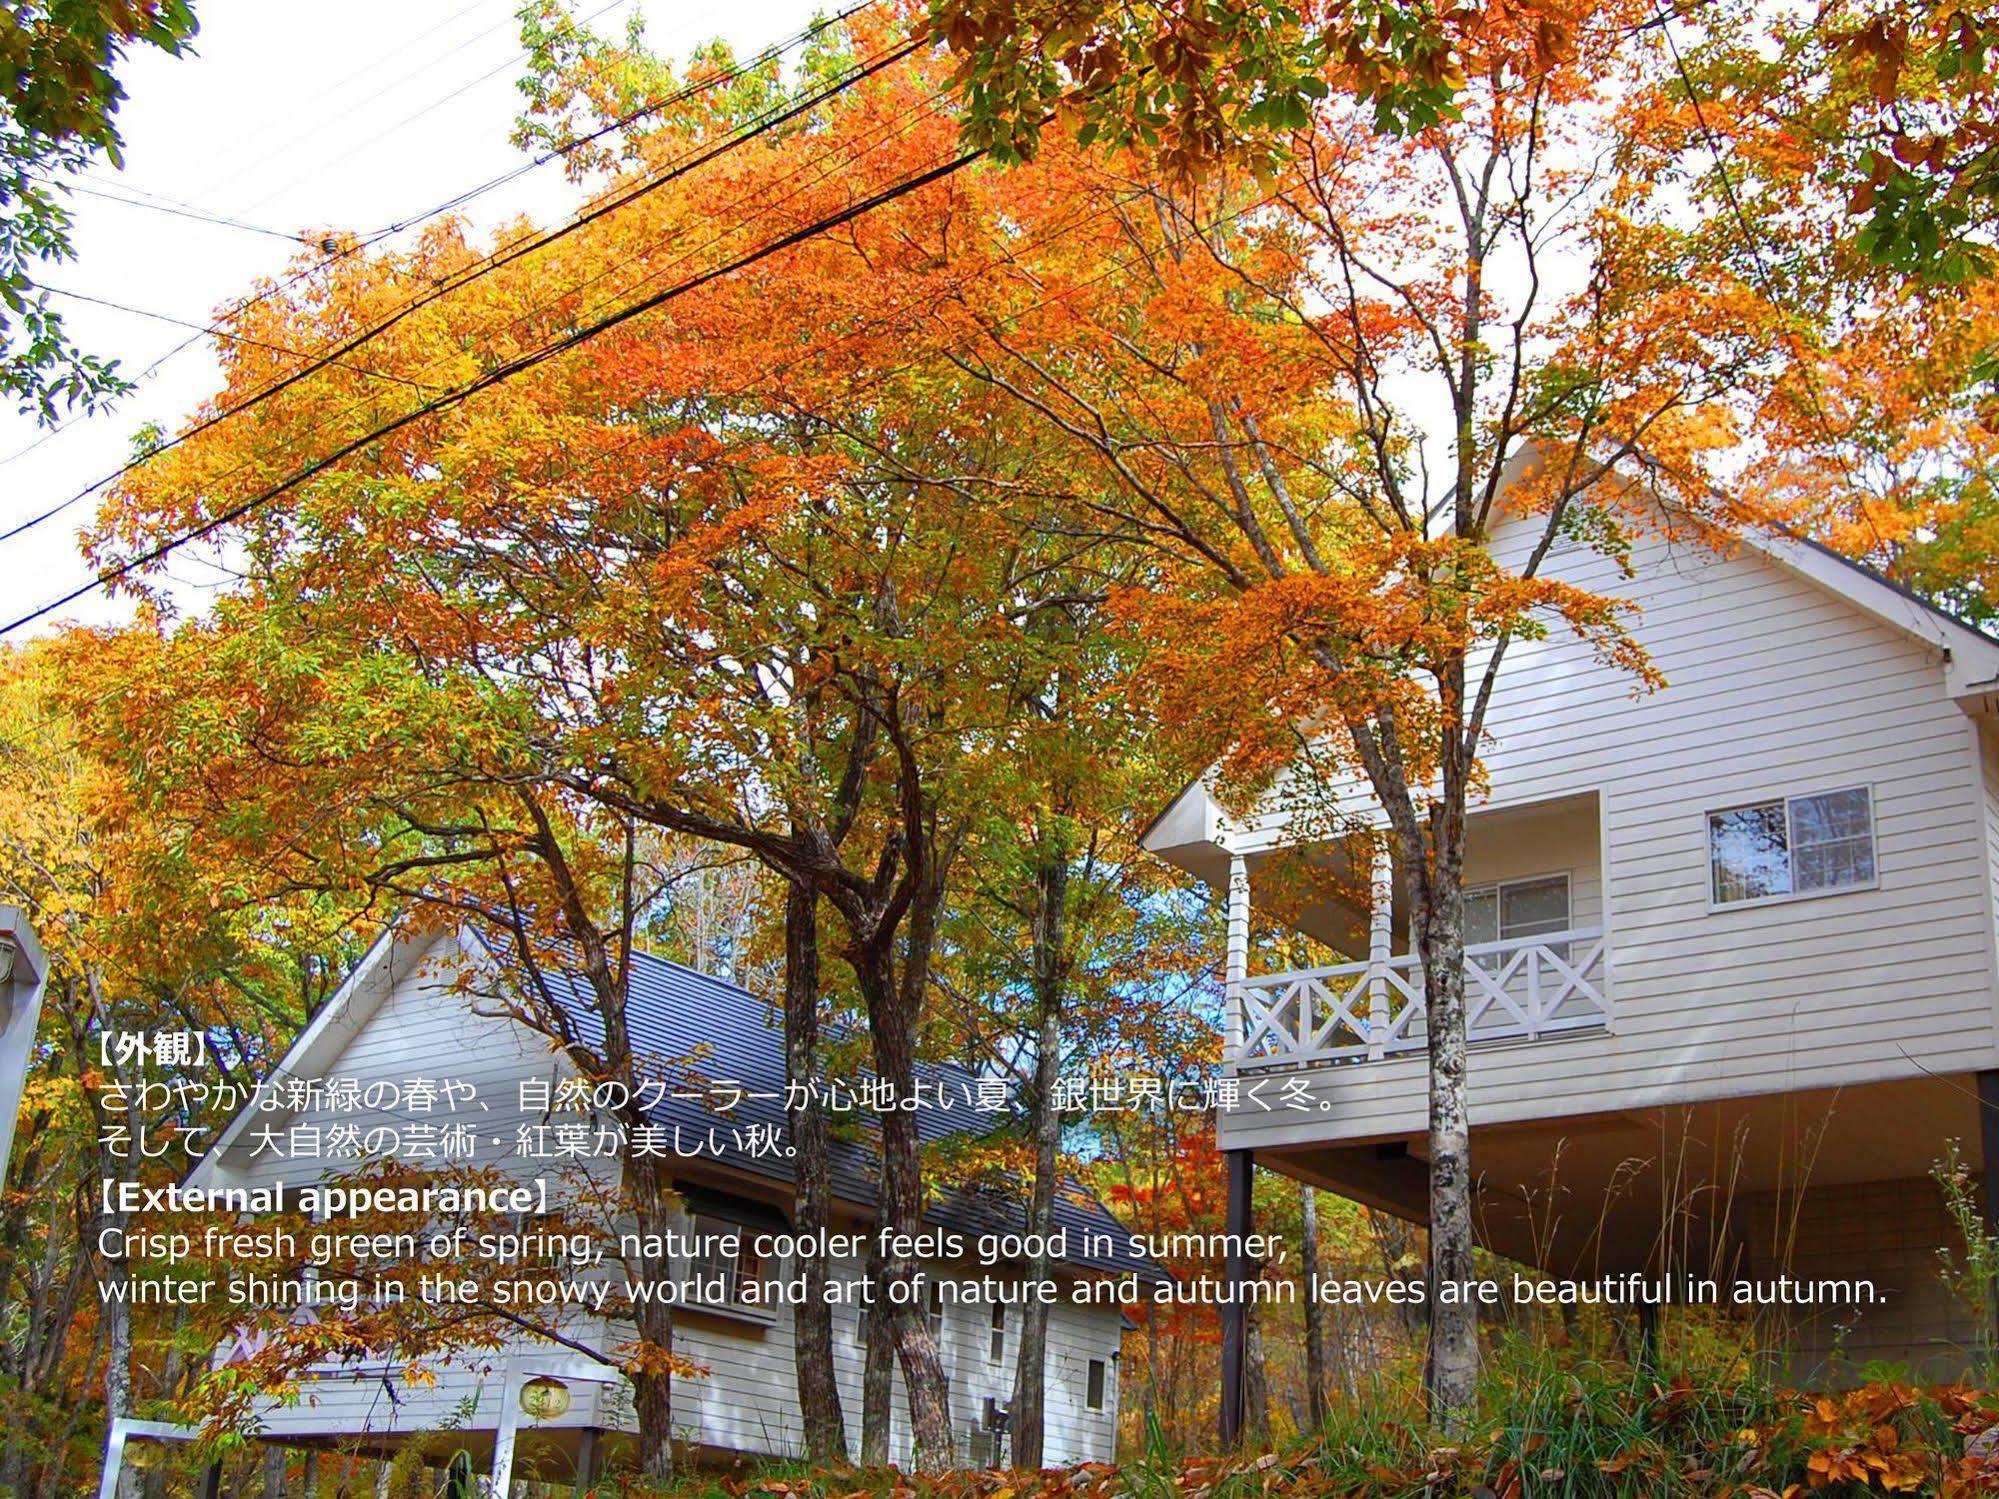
[1231,926,1610,1071]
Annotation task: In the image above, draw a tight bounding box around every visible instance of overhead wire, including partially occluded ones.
[0,6,898,544]
[0,144,987,635]
[0,46,955,571]
[0,168,1268,782]
[0,2,876,486]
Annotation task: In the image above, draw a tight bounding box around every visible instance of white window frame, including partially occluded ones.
[683,1214,764,1309]
[1085,1357,1109,1413]
[1463,872,1573,944]
[926,1280,946,1343]
[1705,785,1880,913]
[987,1298,1006,1364]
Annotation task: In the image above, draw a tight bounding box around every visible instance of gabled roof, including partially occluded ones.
[194,924,1161,1280]
[1140,519,1999,870]
[1744,525,1999,700]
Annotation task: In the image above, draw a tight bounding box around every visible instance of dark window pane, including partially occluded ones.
[1500,876,1570,938]
[1465,888,1500,946]
[1791,788,1874,892]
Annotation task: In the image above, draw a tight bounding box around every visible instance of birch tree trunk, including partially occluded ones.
[783,882,848,1461]
[1244,1292,1270,1446]
[96,1036,138,1499]
[1398,678,1478,1429]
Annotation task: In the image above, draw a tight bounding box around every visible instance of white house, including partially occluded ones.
[182,926,1145,1488]
[1143,497,1999,1387]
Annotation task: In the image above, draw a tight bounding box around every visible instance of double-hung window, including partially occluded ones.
[1465,874,1571,967]
[1708,787,1875,907]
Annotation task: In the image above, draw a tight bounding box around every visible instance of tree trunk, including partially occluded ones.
[1299,1186,1330,1428]
[1009,834,1069,1469]
[1244,1291,1270,1446]
[784,882,848,1462]
[1412,805,1477,1430]
[99,1053,138,1499]
[860,1243,893,1465]
[854,948,954,1472]
[625,1153,678,1483]
[263,1445,287,1499]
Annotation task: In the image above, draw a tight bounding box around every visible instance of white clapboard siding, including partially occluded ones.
[1218,523,1999,1152]
[227,939,1123,1466]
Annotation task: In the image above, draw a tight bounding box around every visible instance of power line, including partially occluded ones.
[0,146,985,637]
[1,65,956,629]
[0,169,1221,781]
[41,286,438,393]
[59,182,316,243]
[178,0,501,203]
[0,5,878,490]
[231,0,640,220]
[0,18,908,547]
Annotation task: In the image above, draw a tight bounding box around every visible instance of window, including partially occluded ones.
[1709,788,1875,906]
[988,1299,1006,1364]
[926,1281,946,1343]
[1464,875,1570,956]
[686,1214,762,1305]
[1085,1357,1109,1412]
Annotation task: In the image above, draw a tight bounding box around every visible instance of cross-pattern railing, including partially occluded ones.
[1231,926,1609,1070]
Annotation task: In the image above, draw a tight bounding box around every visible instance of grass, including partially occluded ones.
[628,1334,1999,1499]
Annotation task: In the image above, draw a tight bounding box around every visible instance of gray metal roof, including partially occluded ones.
[544,949,1163,1280]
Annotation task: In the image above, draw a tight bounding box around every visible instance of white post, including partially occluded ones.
[97,1419,198,1499]
[1224,854,1249,1062]
[1367,844,1393,1060]
[489,1367,524,1498]
[96,1420,127,1499]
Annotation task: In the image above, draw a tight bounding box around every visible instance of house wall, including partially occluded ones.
[215,941,1124,1466]
[1735,1176,1987,1385]
[1218,526,1999,1153]
[250,1258,1124,1467]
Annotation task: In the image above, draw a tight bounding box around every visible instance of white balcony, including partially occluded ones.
[1229,926,1611,1072]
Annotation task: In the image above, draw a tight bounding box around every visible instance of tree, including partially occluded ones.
[910,0,1788,1427]
[0,639,353,1497]
[927,0,1580,176]
[1650,2,1999,622]
[1,0,197,419]
[85,9,1137,1466]
[1298,1184,1330,1428]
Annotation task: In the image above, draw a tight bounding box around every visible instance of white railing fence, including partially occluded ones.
[1233,926,1609,1069]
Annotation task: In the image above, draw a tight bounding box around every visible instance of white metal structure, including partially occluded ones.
[0,907,48,1188]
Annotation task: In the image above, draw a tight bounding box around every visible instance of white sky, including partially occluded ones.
[0,0,820,639]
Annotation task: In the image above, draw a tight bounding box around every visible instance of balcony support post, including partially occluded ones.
[1367,843,1393,1060]
[1225,854,1249,1060]
[1219,1148,1254,1447]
